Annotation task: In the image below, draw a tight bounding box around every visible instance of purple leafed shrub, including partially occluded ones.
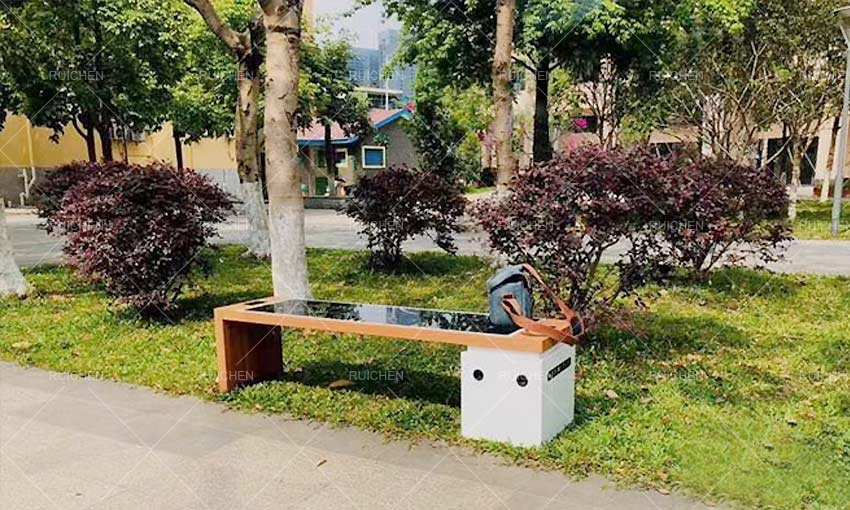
[31,161,102,233]
[36,161,233,313]
[647,157,792,276]
[343,166,467,269]
[474,146,792,322]
[472,145,668,320]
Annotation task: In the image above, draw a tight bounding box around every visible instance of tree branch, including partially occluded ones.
[511,52,536,73]
[71,116,86,139]
[183,0,247,54]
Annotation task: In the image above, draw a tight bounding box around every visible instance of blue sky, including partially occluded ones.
[314,0,401,49]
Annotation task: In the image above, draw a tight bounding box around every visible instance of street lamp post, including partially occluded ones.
[831,7,850,236]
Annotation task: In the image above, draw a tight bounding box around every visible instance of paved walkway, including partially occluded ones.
[6,209,850,275]
[0,362,709,510]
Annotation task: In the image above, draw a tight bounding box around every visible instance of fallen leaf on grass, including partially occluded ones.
[605,389,619,400]
[329,379,354,390]
[316,459,327,467]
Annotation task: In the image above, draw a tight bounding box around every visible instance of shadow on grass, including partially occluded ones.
[394,252,489,277]
[590,312,748,362]
[22,264,99,297]
[284,360,461,407]
[673,360,790,406]
[796,207,830,224]
[662,266,801,301]
[330,250,489,279]
[167,289,271,322]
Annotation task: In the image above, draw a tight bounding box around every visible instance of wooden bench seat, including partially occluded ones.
[214,296,578,446]
[214,296,564,392]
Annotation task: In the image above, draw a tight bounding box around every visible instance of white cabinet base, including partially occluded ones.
[460,343,575,447]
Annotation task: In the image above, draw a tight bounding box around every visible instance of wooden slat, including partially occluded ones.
[215,297,558,354]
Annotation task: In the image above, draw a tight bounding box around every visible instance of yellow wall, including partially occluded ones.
[0,115,101,169]
[0,113,237,171]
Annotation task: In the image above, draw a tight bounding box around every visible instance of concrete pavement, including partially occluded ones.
[6,208,850,275]
[0,362,711,510]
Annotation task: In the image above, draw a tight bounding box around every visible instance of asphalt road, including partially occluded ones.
[6,209,850,275]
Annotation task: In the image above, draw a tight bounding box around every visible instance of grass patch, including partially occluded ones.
[794,200,850,240]
[464,186,495,196]
[2,246,850,509]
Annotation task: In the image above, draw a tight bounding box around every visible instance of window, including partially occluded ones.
[315,176,329,196]
[316,148,349,168]
[335,149,349,168]
[368,94,386,109]
[110,124,145,143]
[362,146,386,169]
[765,137,817,185]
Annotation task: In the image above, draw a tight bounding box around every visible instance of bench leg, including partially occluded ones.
[460,343,575,447]
[215,319,283,392]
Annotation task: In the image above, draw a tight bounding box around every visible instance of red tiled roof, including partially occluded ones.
[297,107,410,142]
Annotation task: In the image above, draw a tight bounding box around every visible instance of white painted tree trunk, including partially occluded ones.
[0,202,27,297]
[789,151,801,221]
[235,54,271,259]
[240,181,271,258]
[821,122,840,202]
[182,1,270,258]
[261,1,311,299]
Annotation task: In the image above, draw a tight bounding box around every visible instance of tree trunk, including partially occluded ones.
[173,131,184,169]
[121,126,129,163]
[183,1,272,260]
[85,125,97,163]
[821,117,840,202]
[323,121,334,177]
[532,55,552,163]
[74,117,97,162]
[789,140,802,221]
[235,49,271,259]
[97,124,114,162]
[261,0,311,299]
[0,201,27,298]
[492,0,517,190]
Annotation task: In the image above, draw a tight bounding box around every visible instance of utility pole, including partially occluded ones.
[831,7,850,236]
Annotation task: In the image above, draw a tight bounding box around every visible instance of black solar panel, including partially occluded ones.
[251,300,520,335]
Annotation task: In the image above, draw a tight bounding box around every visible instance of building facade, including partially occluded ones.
[296,106,418,196]
[0,116,239,206]
[0,104,420,206]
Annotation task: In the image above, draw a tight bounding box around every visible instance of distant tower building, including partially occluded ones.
[377,29,417,99]
[349,48,382,88]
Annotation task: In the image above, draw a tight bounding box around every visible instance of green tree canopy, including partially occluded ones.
[300,35,372,174]
[170,0,260,146]
[381,0,677,159]
[0,0,188,161]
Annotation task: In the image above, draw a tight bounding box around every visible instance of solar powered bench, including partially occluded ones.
[214,297,577,446]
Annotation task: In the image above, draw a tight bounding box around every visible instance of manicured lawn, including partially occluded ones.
[2,246,849,509]
[794,200,850,240]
